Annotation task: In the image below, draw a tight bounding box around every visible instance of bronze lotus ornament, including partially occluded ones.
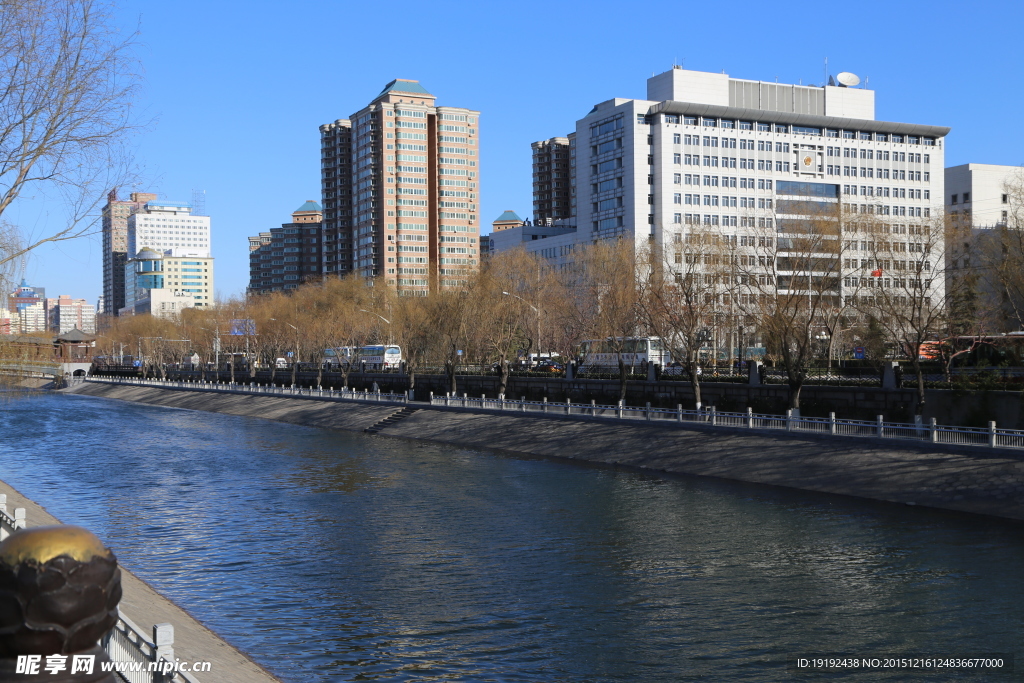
[0,526,121,682]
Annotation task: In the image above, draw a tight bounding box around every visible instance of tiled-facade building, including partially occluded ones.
[101,190,157,316]
[320,79,481,294]
[531,135,576,224]
[247,201,324,294]
[46,295,96,334]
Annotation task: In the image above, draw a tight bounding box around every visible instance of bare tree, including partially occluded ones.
[850,208,958,415]
[0,0,140,268]
[740,199,846,411]
[637,227,724,409]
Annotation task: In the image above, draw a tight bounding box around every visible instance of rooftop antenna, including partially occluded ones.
[191,188,206,216]
[824,57,828,86]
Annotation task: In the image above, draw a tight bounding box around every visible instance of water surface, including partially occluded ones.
[2,393,1021,681]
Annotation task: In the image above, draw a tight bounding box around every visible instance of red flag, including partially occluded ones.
[871,268,883,277]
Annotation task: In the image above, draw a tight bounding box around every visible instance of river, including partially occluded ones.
[2,392,1021,681]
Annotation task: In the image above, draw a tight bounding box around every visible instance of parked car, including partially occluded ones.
[532,359,564,373]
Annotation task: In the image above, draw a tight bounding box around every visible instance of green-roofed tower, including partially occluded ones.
[492,210,523,232]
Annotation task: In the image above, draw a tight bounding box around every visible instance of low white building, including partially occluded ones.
[945,164,1023,229]
[488,219,579,269]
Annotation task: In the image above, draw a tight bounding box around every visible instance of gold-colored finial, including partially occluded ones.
[0,525,112,565]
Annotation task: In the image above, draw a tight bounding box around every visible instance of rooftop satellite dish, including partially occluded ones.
[836,72,861,87]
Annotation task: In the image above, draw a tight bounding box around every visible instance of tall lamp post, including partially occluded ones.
[502,291,541,366]
[360,310,392,344]
[270,321,299,378]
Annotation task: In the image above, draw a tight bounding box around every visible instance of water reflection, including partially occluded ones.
[1,393,1022,682]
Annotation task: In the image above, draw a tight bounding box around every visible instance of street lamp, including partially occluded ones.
[502,291,541,366]
[360,310,392,345]
[269,318,299,364]
[197,326,220,369]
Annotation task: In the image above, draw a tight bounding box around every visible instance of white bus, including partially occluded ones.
[325,345,403,370]
[578,337,671,372]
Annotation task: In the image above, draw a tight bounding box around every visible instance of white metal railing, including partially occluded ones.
[0,495,26,541]
[85,376,408,405]
[102,614,201,683]
[0,499,199,683]
[429,393,1024,451]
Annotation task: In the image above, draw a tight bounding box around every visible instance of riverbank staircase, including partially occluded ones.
[365,406,421,435]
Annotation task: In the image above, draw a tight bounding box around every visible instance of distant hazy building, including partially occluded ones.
[0,306,15,335]
[320,78,481,293]
[47,295,96,334]
[248,201,324,294]
[102,190,156,316]
[531,135,576,224]
[121,248,214,317]
[8,279,47,333]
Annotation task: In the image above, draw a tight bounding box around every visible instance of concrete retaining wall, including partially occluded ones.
[68,381,1024,523]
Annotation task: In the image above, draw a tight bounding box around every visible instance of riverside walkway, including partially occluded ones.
[67,378,1024,522]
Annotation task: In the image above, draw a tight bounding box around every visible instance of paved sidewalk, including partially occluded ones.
[0,480,281,683]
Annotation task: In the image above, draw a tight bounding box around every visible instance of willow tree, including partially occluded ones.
[571,239,643,401]
[468,248,542,397]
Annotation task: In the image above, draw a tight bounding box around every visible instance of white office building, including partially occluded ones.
[514,68,947,311]
[124,200,214,312]
[128,200,211,258]
[577,66,946,249]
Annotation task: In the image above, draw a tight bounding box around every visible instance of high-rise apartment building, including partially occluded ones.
[320,79,481,293]
[248,201,324,294]
[531,135,576,223]
[101,190,156,316]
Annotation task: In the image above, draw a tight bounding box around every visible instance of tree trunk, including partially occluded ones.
[689,356,702,410]
[408,366,416,391]
[316,363,323,388]
[498,356,510,397]
[911,356,926,415]
[788,375,803,410]
[617,354,627,401]
[445,359,457,395]
[269,363,277,386]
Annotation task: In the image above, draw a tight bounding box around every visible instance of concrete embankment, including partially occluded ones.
[67,381,1024,523]
[0,479,281,683]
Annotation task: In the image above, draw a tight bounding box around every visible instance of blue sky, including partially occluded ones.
[16,0,1024,304]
